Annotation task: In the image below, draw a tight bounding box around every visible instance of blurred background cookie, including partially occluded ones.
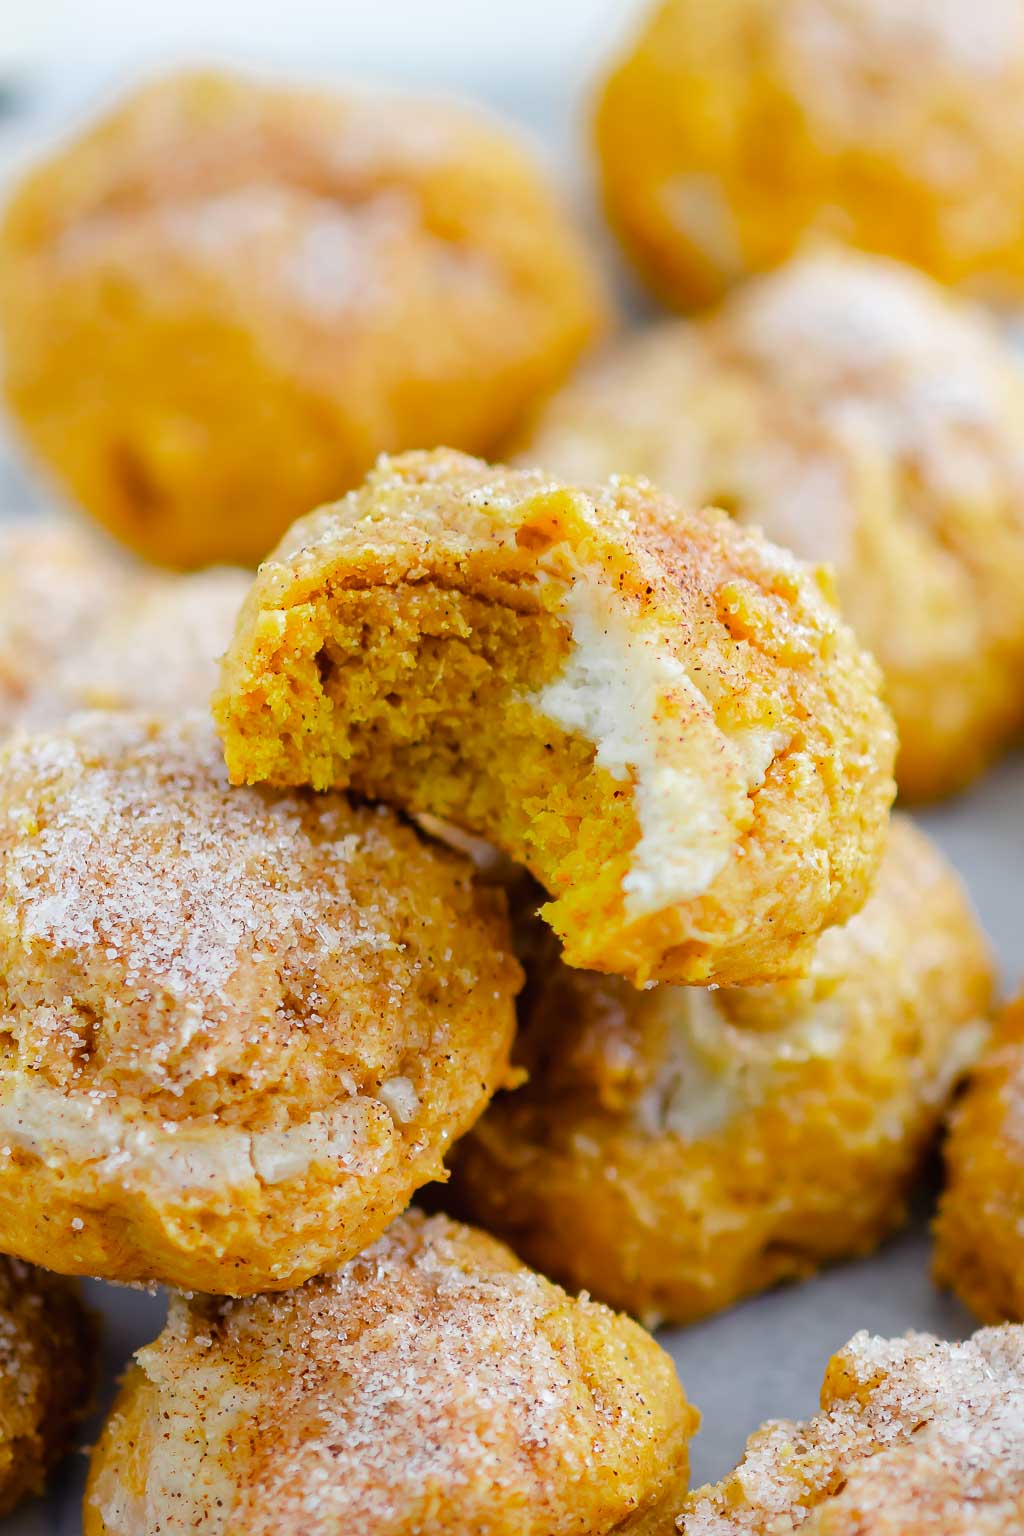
[448,818,994,1324]
[216,447,896,988]
[596,0,1024,308]
[0,69,608,567]
[0,519,247,733]
[679,1324,1024,1532]
[935,996,1024,1324]
[523,250,1024,799]
[0,1257,97,1516]
[0,712,520,1293]
[85,1210,697,1536]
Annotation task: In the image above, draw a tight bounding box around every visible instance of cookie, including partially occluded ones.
[449,819,993,1324]
[0,1258,97,1515]
[0,520,247,734]
[85,1210,696,1536]
[680,1325,1024,1533]
[215,448,896,987]
[0,70,607,567]
[0,713,520,1293]
[935,996,1024,1323]
[596,0,1024,307]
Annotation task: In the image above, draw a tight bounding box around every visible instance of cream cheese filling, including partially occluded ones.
[632,987,990,1142]
[532,564,787,916]
[0,1078,400,1191]
[634,987,850,1140]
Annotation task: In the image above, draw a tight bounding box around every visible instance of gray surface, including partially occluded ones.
[0,56,1021,1534]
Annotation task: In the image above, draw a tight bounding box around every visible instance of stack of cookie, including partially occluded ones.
[0,13,1021,1532]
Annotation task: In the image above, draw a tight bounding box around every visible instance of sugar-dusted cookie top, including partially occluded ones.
[681,1325,1024,1534]
[86,1210,697,1536]
[0,712,520,1292]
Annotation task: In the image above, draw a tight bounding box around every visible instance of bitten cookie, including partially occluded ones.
[215,448,896,987]
[0,713,520,1293]
[0,69,607,567]
[85,1210,697,1536]
[449,818,994,1324]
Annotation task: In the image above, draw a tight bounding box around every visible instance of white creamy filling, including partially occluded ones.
[0,1079,393,1191]
[737,724,791,792]
[632,988,854,1140]
[634,987,991,1142]
[532,566,787,917]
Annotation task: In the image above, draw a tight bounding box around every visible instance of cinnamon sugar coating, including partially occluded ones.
[448,818,994,1324]
[0,519,247,733]
[522,251,1024,799]
[0,1257,97,1515]
[596,0,1024,308]
[0,713,520,1293]
[935,997,1024,1323]
[0,69,607,568]
[680,1325,1024,1534]
[85,1210,697,1536]
[215,448,895,988]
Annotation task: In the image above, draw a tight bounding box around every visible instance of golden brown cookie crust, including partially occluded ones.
[0,1257,98,1516]
[679,1325,1024,1533]
[0,713,520,1293]
[522,251,1024,801]
[935,997,1024,1323]
[215,448,895,988]
[85,1211,697,1536]
[596,0,1024,308]
[448,818,994,1324]
[0,69,607,568]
